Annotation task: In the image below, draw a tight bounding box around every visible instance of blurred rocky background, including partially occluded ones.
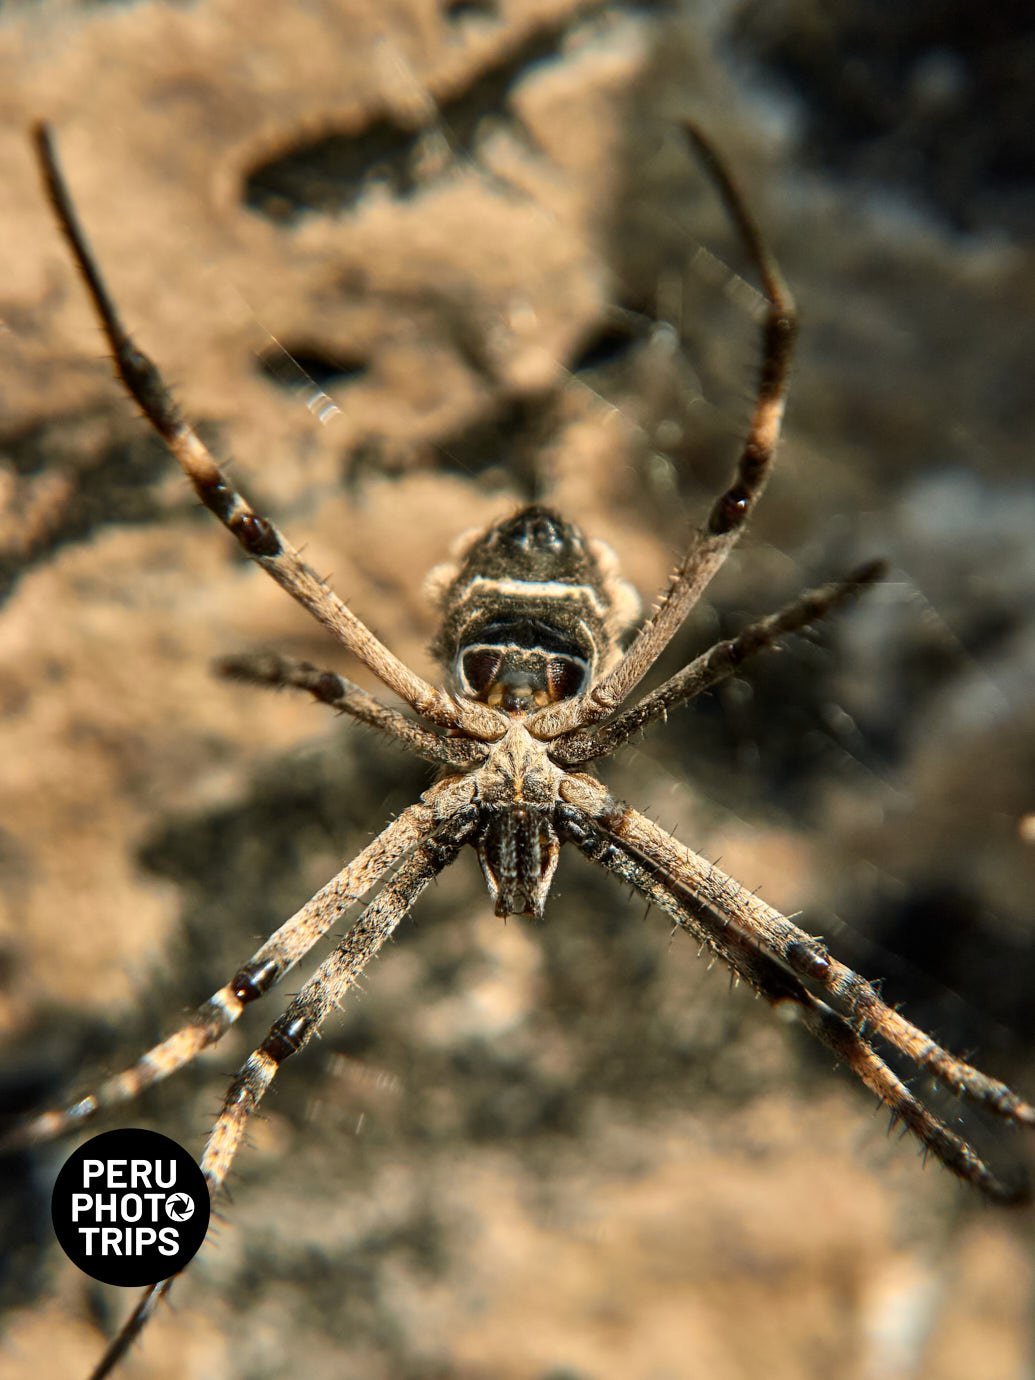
[0,2,1033,1377]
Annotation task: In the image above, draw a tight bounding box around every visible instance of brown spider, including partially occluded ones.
[14,119,1033,1379]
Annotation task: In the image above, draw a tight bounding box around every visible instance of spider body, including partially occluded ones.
[426,502,638,916]
[14,119,1034,1380]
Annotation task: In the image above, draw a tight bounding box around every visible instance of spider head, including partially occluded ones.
[425,504,640,713]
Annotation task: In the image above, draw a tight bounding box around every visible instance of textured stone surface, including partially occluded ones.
[1,2,1033,1377]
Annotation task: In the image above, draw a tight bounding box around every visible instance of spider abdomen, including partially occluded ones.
[426,505,639,712]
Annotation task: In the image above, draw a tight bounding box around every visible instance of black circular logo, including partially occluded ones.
[51,1128,210,1287]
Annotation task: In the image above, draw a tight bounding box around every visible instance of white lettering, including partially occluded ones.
[154,1160,176,1189]
[94,1194,118,1222]
[129,1161,153,1189]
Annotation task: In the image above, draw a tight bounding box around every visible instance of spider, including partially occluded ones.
[13,118,1033,1379]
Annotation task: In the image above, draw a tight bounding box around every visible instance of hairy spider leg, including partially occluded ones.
[557,805,1030,1204]
[609,805,1035,1128]
[552,561,885,764]
[216,651,486,769]
[32,122,505,742]
[532,123,798,738]
[4,803,439,1150]
[88,809,477,1380]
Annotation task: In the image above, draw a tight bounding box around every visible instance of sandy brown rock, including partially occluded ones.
[1,2,1033,1378]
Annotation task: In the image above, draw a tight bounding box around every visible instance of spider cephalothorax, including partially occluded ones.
[15,119,1033,1380]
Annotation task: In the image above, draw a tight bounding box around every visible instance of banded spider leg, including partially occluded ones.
[86,805,478,1380]
[556,799,1033,1203]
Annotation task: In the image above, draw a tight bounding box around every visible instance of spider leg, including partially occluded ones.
[216,651,487,769]
[556,804,1030,1204]
[88,809,477,1380]
[532,123,797,739]
[610,805,1035,1127]
[31,123,504,743]
[553,560,884,765]
[84,1283,160,1380]
[3,800,439,1150]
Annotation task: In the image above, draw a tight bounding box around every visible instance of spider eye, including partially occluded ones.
[545,656,588,702]
[460,648,504,697]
